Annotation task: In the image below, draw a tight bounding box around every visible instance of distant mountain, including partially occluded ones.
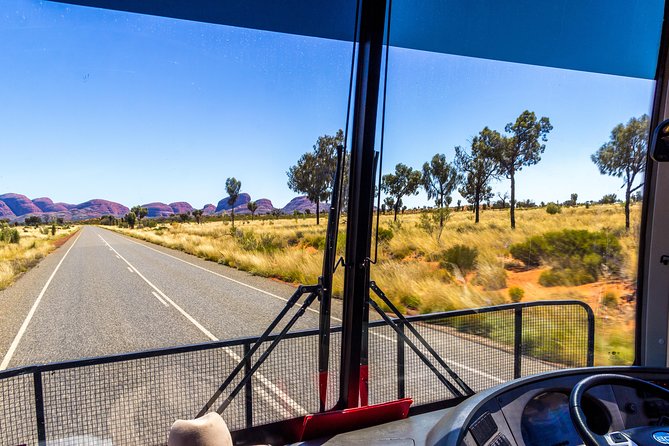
[216,193,251,213]
[170,202,194,214]
[281,196,328,214]
[0,193,42,216]
[32,197,69,213]
[141,202,174,218]
[0,192,327,222]
[0,193,128,223]
[254,198,275,215]
[0,201,16,219]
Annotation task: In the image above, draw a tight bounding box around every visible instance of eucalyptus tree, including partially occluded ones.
[131,206,148,226]
[247,201,258,220]
[192,209,204,224]
[381,163,422,222]
[287,130,344,224]
[422,154,460,228]
[455,128,502,224]
[225,177,242,228]
[591,114,649,230]
[493,111,552,229]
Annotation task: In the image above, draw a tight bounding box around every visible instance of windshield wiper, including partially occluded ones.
[369,281,474,397]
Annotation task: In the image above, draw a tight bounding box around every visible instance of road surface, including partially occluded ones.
[0,226,338,369]
[0,226,584,445]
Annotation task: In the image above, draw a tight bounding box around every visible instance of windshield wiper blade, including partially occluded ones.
[369,281,475,397]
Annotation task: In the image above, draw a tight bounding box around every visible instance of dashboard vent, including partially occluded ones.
[470,412,498,445]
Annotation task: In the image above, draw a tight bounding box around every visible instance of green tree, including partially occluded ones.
[383,197,395,215]
[287,129,343,225]
[25,216,42,226]
[600,193,618,204]
[225,177,242,228]
[125,212,137,229]
[179,212,191,223]
[570,193,578,206]
[381,163,422,221]
[247,201,258,220]
[591,114,649,230]
[192,209,204,224]
[131,206,148,226]
[493,111,553,229]
[422,154,460,228]
[455,128,501,223]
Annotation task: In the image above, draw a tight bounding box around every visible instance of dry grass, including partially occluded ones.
[111,203,640,365]
[0,225,80,290]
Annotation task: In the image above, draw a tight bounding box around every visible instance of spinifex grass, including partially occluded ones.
[0,225,79,290]
[111,203,640,366]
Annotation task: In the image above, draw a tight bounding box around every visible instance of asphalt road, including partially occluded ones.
[0,226,579,445]
[0,226,338,368]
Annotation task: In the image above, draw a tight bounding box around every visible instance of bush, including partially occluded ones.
[546,202,562,214]
[376,226,394,243]
[601,290,618,308]
[539,268,596,287]
[473,263,507,290]
[302,234,325,250]
[399,293,421,310]
[508,286,525,302]
[440,245,478,276]
[509,229,623,286]
[0,227,20,244]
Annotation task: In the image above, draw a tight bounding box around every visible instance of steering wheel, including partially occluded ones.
[570,374,669,446]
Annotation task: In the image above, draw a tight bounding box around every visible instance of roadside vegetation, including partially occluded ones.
[0,222,79,290]
[111,202,639,366]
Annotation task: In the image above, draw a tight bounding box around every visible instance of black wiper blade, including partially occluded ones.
[369,281,475,397]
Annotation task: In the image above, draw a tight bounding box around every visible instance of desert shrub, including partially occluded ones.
[473,263,507,290]
[546,202,562,214]
[303,234,326,250]
[509,229,623,286]
[376,226,394,243]
[508,286,525,302]
[449,314,494,337]
[440,244,478,275]
[539,268,596,287]
[601,290,618,308]
[0,227,20,244]
[399,293,421,310]
[258,233,282,252]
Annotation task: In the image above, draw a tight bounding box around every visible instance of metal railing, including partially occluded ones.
[0,300,593,446]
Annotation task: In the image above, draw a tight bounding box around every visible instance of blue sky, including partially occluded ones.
[0,0,656,209]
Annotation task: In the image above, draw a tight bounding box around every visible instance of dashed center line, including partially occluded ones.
[127,266,134,273]
[97,232,306,417]
[103,229,504,384]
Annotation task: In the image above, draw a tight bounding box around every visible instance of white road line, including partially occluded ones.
[0,231,82,371]
[102,229,504,384]
[96,232,307,416]
[446,359,504,384]
[115,255,120,259]
[107,231,341,321]
[127,267,134,273]
[151,291,168,306]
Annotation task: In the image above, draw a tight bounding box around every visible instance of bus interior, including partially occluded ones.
[2,1,669,445]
